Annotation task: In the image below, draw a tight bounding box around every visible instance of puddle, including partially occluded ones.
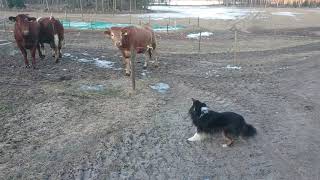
[78,58,94,63]
[82,52,90,56]
[225,65,242,70]
[0,40,12,46]
[79,84,105,92]
[63,53,72,57]
[94,59,115,68]
[150,83,170,93]
[187,32,213,39]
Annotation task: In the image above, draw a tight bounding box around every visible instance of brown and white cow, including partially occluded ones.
[37,16,64,63]
[9,14,40,69]
[104,25,158,76]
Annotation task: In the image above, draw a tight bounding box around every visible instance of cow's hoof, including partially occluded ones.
[125,72,131,76]
[40,55,45,60]
[154,64,159,68]
[55,59,59,63]
[32,65,38,70]
[59,53,62,58]
[143,66,147,69]
[25,65,31,68]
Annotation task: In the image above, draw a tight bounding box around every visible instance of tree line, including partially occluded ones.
[0,0,151,12]
[1,0,319,10]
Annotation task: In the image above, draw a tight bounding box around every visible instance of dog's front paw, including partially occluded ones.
[188,133,204,141]
[222,144,228,148]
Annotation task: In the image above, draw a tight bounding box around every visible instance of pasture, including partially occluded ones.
[1,7,320,179]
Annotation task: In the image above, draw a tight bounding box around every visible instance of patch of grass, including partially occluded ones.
[63,85,124,99]
[0,103,13,114]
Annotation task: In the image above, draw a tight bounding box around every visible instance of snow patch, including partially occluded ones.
[150,83,170,93]
[271,12,302,17]
[225,65,242,70]
[63,52,118,69]
[187,32,213,39]
[94,59,115,68]
[141,6,263,20]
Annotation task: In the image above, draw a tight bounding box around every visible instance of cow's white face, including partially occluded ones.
[104,28,123,48]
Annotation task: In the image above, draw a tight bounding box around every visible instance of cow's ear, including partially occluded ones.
[9,16,16,22]
[104,29,111,36]
[122,30,128,36]
[27,17,37,21]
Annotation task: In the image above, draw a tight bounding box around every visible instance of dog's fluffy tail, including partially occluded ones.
[241,123,257,137]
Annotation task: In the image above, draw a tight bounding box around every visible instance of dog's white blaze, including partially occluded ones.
[201,107,209,114]
[54,34,59,48]
[188,132,206,141]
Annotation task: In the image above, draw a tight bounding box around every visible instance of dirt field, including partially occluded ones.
[1,8,320,179]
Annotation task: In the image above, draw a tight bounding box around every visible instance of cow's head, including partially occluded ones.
[104,27,125,48]
[9,14,36,36]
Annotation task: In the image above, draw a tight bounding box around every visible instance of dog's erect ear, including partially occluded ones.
[9,16,16,22]
[191,98,196,102]
[104,29,111,36]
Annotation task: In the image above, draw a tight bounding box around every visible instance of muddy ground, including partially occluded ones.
[1,11,320,179]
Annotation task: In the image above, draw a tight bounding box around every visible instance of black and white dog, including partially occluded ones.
[188,98,257,147]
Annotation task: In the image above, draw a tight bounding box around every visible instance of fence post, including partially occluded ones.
[129,14,132,24]
[197,17,200,27]
[198,31,202,53]
[234,29,237,65]
[130,46,136,90]
[167,24,169,34]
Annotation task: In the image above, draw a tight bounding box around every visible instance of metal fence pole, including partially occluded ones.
[198,31,202,53]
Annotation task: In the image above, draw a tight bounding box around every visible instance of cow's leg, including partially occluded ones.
[18,45,30,68]
[40,43,46,56]
[53,33,60,62]
[50,42,59,63]
[54,48,59,63]
[151,47,159,68]
[30,46,37,69]
[37,43,45,59]
[58,38,63,58]
[124,57,131,76]
[143,51,149,69]
[122,50,131,76]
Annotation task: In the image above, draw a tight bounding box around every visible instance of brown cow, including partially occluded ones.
[104,25,158,76]
[9,14,40,69]
[37,16,64,63]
